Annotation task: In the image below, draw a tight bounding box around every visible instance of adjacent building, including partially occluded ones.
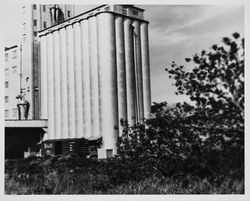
[20,4,75,119]
[4,45,21,120]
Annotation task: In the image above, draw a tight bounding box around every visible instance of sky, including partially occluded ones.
[3,4,244,104]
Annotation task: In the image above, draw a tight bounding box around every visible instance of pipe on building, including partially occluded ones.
[115,16,127,136]
[140,22,151,118]
[66,25,76,138]
[59,27,69,139]
[80,19,92,139]
[53,30,61,139]
[88,16,100,138]
[97,12,118,153]
[124,18,136,125]
[73,22,84,138]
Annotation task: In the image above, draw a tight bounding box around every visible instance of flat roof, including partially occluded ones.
[5,120,48,128]
[39,4,147,36]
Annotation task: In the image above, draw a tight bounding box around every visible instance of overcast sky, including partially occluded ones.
[4,4,244,104]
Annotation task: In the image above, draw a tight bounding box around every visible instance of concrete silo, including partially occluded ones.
[39,4,151,158]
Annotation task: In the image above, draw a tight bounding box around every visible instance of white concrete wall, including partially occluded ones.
[97,12,118,153]
[39,11,151,152]
[59,27,69,139]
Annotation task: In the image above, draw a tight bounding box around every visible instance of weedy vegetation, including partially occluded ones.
[5,33,244,194]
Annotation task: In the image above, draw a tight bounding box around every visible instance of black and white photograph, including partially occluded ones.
[1,0,248,198]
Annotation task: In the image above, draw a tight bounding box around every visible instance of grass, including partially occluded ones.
[5,155,244,194]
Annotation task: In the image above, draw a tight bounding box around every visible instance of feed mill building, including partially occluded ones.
[6,4,151,159]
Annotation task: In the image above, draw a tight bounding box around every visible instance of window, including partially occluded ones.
[23,23,26,31]
[43,5,46,12]
[5,96,9,103]
[33,5,36,9]
[105,6,110,11]
[12,66,17,73]
[34,31,37,36]
[34,19,37,26]
[68,11,70,18]
[12,108,18,118]
[23,34,26,42]
[5,53,8,62]
[22,6,26,14]
[132,10,139,16]
[106,149,113,158]
[5,68,8,75]
[5,81,8,88]
[12,50,17,59]
[43,22,47,29]
[5,110,9,118]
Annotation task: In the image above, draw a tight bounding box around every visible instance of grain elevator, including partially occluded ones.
[38,5,151,158]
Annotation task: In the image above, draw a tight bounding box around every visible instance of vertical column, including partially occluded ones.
[73,22,83,138]
[46,33,55,139]
[132,20,144,121]
[66,25,76,138]
[80,19,92,139]
[59,27,69,139]
[97,13,118,153]
[40,35,47,119]
[88,16,100,138]
[124,18,136,125]
[115,16,127,135]
[53,30,61,139]
[140,22,151,118]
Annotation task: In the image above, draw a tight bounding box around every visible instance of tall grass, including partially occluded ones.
[5,155,244,194]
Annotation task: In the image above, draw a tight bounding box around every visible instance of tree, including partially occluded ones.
[117,33,244,180]
[165,32,244,148]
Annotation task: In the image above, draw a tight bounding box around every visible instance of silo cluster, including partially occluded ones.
[39,5,151,157]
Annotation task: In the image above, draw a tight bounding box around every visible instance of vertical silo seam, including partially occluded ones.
[80,19,92,139]
[53,30,61,139]
[73,22,84,138]
[47,33,55,139]
[88,16,100,138]
[66,25,76,138]
[140,22,151,118]
[124,18,136,125]
[115,16,127,136]
[59,27,69,139]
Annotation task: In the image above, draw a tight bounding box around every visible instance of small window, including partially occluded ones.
[5,81,8,88]
[33,5,36,9]
[5,53,8,62]
[105,6,110,11]
[5,68,8,75]
[132,10,139,16]
[34,31,37,36]
[106,149,113,158]
[34,19,37,26]
[12,66,17,73]
[12,108,18,118]
[43,5,46,12]
[68,11,70,18]
[5,110,9,118]
[12,50,17,59]
[22,6,26,14]
[5,96,9,103]
[23,34,26,42]
[43,22,47,29]
[23,23,26,31]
